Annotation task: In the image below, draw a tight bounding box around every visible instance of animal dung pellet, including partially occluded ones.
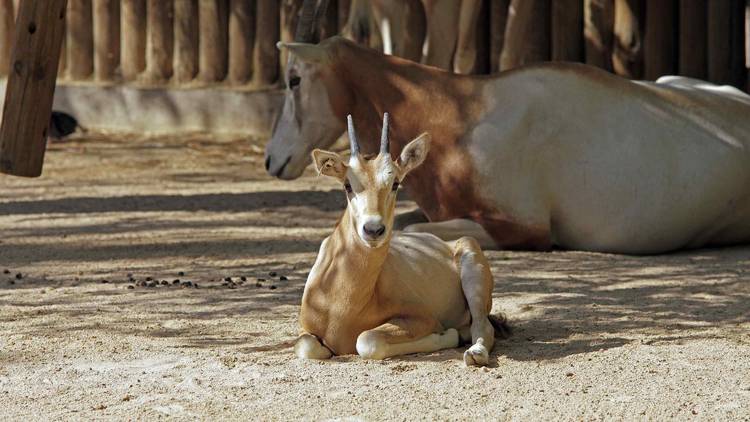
[8,280,14,285]
[193,283,199,288]
[127,285,135,289]
[279,275,288,281]
[269,271,277,277]
[3,269,9,274]
[146,281,157,288]
[101,279,109,284]
[224,277,232,282]
[255,282,263,287]
[181,281,192,288]
[145,277,153,281]
[160,280,169,286]
[15,273,22,279]
[269,285,277,290]
[240,276,247,282]
[172,279,180,285]
[257,278,266,282]
[126,273,133,278]
[178,271,185,276]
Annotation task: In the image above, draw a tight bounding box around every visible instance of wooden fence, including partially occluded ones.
[0,0,747,91]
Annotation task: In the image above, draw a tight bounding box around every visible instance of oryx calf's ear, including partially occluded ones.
[398,133,430,175]
[276,42,330,64]
[312,149,347,180]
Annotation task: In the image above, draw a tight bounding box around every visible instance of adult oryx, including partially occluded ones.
[265,36,750,254]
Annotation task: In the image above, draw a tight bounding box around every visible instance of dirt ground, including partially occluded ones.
[1,134,749,421]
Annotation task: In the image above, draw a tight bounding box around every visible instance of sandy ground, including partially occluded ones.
[1,134,749,421]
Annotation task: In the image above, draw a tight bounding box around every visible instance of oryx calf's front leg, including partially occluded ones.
[356,317,459,360]
[294,333,333,360]
[454,237,496,366]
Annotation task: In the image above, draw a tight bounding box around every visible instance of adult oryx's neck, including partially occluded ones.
[333,41,484,157]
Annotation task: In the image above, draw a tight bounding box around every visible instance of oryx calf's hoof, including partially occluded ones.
[294,333,332,360]
[463,338,489,367]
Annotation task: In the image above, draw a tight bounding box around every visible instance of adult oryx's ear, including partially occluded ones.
[397,133,430,176]
[277,42,330,64]
[312,149,347,180]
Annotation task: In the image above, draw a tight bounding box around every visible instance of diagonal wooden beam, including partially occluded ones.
[0,0,67,177]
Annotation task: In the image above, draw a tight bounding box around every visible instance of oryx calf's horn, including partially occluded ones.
[380,112,390,155]
[347,114,359,156]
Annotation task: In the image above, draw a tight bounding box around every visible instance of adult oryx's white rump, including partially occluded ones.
[265,36,750,254]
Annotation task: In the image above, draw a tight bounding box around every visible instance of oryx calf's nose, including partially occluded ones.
[363,222,386,238]
[264,156,271,171]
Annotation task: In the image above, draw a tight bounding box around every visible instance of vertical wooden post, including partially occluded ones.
[142,0,173,82]
[66,0,94,80]
[121,0,146,80]
[338,0,350,31]
[612,0,643,78]
[501,0,550,70]
[198,0,229,83]
[730,0,746,89]
[228,0,255,84]
[643,0,677,80]
[0,0,14,76]
[422,0,460,70]
[584,0,614,71]
[0,0,67,177]
[551,0,584,62]
[93,0,120,82]
[174,0,199,83]
[454,0,484,74]
[707,1,737,85]
[280,0,302,75]
[678,0,707,79]
[746,0,750,91]
[489,0,509,73]
[253,0,279,86]
[318,0,337,41]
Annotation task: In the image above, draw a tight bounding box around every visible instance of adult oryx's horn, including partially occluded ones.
[380,112,390,155]
[347,114,359,156]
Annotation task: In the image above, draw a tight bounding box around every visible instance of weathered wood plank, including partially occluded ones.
[142,0,173,82]
[228,0,255,84]
[0,0,67,177]
[489,0,509,73]
[174,0,199,83]
[93,0,120,81]
[501,0,550,70]
[67,0,94,79]
[612,0,642,78]
[584,0,614,71]
[0,0,14,77]
[198,0,229,83]
[678,0,707,79]
[121,0,146,80]
[551,0,584,62]
[253,0,280,86]
[644,0,677,80]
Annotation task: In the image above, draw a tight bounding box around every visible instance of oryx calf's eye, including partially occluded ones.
[391,181,400,192]
[288,76,301,89]
[344,182,353,194]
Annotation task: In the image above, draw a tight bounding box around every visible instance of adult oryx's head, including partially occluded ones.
[312,113,430,248]
[266,39,350,180]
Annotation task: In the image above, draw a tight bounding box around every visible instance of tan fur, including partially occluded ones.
[297,128,501,365]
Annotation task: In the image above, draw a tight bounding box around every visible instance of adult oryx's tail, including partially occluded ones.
[489,313,511,339]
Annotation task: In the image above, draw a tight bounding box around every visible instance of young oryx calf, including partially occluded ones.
[294,113,507,366]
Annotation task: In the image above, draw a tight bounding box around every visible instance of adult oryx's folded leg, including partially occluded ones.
[356,317,459,360]
[404,218,497,249]
[294,333,333,360]
[453,237,496,367]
